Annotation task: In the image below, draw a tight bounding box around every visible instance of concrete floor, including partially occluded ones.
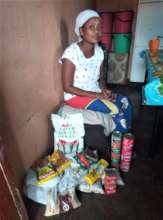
[25,149,163,220]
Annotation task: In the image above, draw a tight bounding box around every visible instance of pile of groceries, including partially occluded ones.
[24,113,134,217]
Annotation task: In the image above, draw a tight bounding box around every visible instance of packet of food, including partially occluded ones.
[84,159,109,185]
[44,188,60,217]
[48,150,72,175]
[24,169,60,205]
[74,149,98,170]
[78,179,104,194]
[51,113,85,156]
[37,163,55,180]
[59,194,73,213]
[35,151,71,185]
[59,188,81,213]
[67,188,81,209]
[104,168,118,195]
[58,167,81,194]
[33,158,58,185]
[76,152,90,168]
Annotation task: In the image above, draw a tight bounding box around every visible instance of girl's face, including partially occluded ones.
[80,17,102,44]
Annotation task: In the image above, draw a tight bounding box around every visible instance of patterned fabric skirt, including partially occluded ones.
[65,94,133,133]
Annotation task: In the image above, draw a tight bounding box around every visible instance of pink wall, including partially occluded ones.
[0,0,95,185]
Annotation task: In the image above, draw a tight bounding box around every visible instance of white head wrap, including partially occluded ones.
[75,9,100,37]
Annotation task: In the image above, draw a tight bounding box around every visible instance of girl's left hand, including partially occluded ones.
[102,88,112,99]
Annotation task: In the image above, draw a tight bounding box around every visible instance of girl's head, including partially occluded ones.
[75,9,102,43]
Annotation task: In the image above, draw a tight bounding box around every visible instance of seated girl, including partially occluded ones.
[59,9,132,133]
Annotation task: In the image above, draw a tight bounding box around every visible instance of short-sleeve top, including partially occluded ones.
[60,42,104,101]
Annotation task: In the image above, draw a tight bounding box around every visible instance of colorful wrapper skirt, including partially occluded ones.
[65,95,132,133]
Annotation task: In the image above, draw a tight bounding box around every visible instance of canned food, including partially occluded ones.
[111,131,122,151]
[120,133,134,172]
[111,152,121,160]
[104,168,118,195]
[112,148,121,154]
[111,131,122,168]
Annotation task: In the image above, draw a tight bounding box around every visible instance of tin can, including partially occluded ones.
[111,131,122,151]
[120,133,134,172]
[111,152,121,160]
[111,155,121,168]
[104,168,118,195]
[111,131,122,168]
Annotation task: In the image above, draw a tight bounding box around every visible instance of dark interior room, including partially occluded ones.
[0,0,163,220]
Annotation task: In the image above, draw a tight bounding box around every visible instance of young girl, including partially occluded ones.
[60,9,132,132]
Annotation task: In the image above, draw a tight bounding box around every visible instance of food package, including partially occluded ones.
[34,158,57,182]
[51,113,85,156]
[34,150,71,185]
[67,188,81,209]
[48,150,71,175]
[78,179,104,194]
[84,159,109,185]
[58,166,81,194]
[44,188,81,217]
[104,168,118,195]
[24,169,60,205]
[44,188,60,217]
[59,188,81,213]
[74,148,98,170]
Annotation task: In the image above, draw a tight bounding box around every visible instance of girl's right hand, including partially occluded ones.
[96,92,109,99]
[96,91,115,101]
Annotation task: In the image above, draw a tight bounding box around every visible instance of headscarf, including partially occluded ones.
[75,9,100,39]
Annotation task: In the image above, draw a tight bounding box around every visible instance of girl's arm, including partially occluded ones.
[99,62,107,90]
[99,62,112,98]
[62,58,103,98]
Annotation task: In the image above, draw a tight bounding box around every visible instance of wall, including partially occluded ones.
[96,0,139,80]
[0,0,95,186]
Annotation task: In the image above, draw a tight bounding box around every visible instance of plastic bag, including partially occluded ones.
[33,151,71,185]
[24,169,60,205]
[45,188,81,217]
[117,172,125,186]
[44,188,60,217]
[67,188,81,209]
[51,113,85,156]
[58,166,81,194]
[144,78,163,105]
[78,179,104,194]
[59,188,81,213]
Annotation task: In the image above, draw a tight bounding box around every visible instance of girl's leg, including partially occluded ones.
[113,95,133,131]
[65,96,94,109]
[65,96,112,113]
